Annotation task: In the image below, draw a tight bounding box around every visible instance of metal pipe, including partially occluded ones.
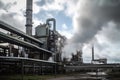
[0,56,57,63]
[0,20,43,45]
[46,18,56,31]
[0,31,52,54]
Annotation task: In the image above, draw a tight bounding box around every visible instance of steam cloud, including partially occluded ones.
[63,0,120,61]
[72,0,120,43]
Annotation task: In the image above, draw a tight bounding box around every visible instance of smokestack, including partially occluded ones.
[92,45,94,61]
[25,0,33,36]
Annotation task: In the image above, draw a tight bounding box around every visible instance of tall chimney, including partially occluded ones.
[92,45,94,61]
[26,0,33,36]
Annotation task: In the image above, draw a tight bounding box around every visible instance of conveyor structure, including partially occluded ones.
[0,21,43,45]
[0,31,53,55]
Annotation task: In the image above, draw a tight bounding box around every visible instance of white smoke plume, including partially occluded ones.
[63,0,120,62]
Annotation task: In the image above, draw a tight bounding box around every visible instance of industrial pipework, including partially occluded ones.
[46,18,56,31]
[26,0,33,36]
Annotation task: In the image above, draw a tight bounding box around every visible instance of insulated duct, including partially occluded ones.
[46,18,56,31]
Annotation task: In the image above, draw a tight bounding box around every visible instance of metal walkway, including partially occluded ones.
[0,56,57,75]
[65,64,120,70]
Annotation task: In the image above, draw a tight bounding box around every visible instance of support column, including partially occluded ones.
[21,60,24,80]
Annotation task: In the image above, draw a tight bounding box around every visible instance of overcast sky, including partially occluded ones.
[0,0,120,63]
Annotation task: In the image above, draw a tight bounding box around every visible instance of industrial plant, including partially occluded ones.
[0,0,66,75]
[0,0,120,80]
